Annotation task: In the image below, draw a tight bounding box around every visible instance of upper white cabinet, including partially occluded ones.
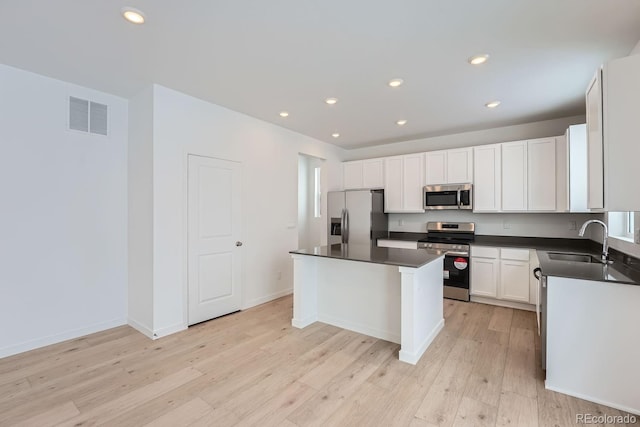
[383,153,425,213]
[501,140,528,211]
[556,124,589,213]
[473,144,501,212]
[424,148,473,185]
[343,158,384,190]
[527,137,557,211]
[586,70,604,210]
[602,54,640,212]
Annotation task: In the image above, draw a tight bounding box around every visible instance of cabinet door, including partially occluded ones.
[470,257,498,298]
[528,138,557,211]
[383,156,403,212]
[425,151,447,185]
[502,141,528,211]
[499,259,531,303]
[567,124,589,212]
[473,144,501,212]
[603,54,640,211]
[343,161,363,190]
[403,153,425,212]
[362,159,384,189]
[586,70,604,210]
[447,147,473,183]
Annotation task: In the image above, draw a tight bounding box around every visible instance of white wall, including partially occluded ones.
[127,85,154,336]
[631,39,640,55]
[343,115,585,160]
[0,64,128,357]
[151,85,344,335]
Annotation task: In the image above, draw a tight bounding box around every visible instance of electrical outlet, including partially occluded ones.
[568,221,577,231]
[503,221,511,229]
[398,219,404,226]
[277,271,282,280]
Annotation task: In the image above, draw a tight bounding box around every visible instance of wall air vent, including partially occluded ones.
[69,96,109,136]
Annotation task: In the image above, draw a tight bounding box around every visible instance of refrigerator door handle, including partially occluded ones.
[340,209,346,244]
[343,209,349,244]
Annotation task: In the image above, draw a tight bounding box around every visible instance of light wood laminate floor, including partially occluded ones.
[1,296,637,426]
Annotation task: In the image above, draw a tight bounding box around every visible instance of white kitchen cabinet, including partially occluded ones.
[602,54,640,212]
[343,158,384,190]
[586,69,604,210]
[557,124,588,213]
[424,148,473,185]
[471,246,534,308]
[447,147,473,183]
[362,158,384,189]
[424,151,447,185]
[527,137,557,211]
[499,248,531,303]
[403,153,426,212]
[470,246,499,298]
[383,154,424,213]
[343,160,364,189]
[501,141,528,211]
[473,144,501,212]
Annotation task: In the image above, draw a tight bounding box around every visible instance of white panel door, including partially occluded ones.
[527,138,557,211]
[499,260,530,303]
[502,141,528,211]
[343,161,363,189]
[447,148,473,183]
[188,155,242,325]
[470,257,498,298]
[424,151,447,185]
[384,156,403,212]
[473,144,501,212]
[362,159,384,189]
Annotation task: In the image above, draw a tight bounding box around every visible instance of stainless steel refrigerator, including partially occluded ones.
[327,189,388,245]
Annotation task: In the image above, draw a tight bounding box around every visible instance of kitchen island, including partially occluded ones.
[289,243,444,364]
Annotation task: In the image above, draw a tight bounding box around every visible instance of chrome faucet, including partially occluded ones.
[578,219,611,264]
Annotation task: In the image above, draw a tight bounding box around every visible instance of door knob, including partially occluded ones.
[236,241,243,247]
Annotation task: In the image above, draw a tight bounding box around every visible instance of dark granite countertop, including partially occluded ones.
[384,232,640,285]
[290,243,443,269]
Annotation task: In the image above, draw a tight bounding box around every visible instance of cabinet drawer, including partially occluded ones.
[470,246,499,258]
[377,239,418,249]
[500,248,530,261]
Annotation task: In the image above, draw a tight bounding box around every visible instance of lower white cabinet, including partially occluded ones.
[471,246,533,307]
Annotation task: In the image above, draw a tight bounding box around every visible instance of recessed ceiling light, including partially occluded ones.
[485,101,501,108]
[468,54,489,65]
[325,98,338,105]
[331,133,340,138]
[279,111,289,118]
[396,119,408,126]
[121,7,146,24]
[388,78,404,88]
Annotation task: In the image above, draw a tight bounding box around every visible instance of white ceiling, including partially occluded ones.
[1,1,639,148]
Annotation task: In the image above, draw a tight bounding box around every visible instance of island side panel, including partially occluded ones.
[315,257,401,343]
[291,254,318,328]
[398,257,445,365]
[546,276,640,415]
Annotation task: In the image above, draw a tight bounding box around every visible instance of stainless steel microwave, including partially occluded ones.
[423,183,473,210]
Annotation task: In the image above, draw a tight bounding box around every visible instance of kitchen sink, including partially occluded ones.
[547,252,598,263]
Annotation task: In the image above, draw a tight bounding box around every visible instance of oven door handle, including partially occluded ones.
[445,251,469,257]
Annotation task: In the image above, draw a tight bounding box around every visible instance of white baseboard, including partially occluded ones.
[399,318,445,365]
[545,383,640,416]
[127,317,154,339]
[471,296,535,312]
[0,317,127,359]
[153,322,187,339]
[242,288,292,310]
[317,313,401,344]
[292,315,317,329]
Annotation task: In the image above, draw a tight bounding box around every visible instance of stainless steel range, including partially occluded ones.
[417,222,475,301]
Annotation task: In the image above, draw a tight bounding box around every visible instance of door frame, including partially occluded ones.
[182,152,244,328]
